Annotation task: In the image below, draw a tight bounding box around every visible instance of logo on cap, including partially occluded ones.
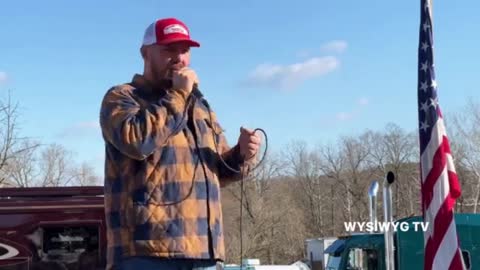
[163,24,189,35]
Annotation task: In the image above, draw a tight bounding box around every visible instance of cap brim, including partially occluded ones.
[159,37,200,47]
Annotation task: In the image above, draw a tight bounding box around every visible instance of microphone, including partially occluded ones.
[163,79,203,99]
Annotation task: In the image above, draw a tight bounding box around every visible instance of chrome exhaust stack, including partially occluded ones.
[383,171,395,270]
[368,180,379,233]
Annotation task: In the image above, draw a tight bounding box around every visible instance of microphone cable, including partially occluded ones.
[194,85,268,270]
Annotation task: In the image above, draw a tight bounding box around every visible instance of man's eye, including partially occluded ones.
[164,47,188,54]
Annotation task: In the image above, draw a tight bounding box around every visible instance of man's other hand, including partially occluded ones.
[238,127,261,161]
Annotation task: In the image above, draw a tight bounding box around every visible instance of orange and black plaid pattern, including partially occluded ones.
[99,74,250,270]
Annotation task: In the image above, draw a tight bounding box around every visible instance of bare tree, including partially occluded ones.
[317,142,345,236]
[3,142,100,187]
[72,162,101,186]
[364,124,420,218]
[0,92,40,185]
[3,139,40,187]
[38,144,76,187]
[222,151,305,265]
[339,135,372,222]
[218,112,480,265]
[283,140,327,236]
[449,99,480,212]
[448,135,474,213]
[0,92,102,188]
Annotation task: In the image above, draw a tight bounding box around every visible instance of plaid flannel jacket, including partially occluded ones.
[99,74,249,269]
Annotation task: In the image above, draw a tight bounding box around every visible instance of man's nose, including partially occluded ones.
[172,52,182,61]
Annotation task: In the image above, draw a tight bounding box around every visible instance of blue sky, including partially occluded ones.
[0,0,479,175]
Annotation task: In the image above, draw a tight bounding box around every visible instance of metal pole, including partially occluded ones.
[383,172,395,270]
[368,180,379,233]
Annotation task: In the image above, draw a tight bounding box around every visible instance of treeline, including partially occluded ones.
[0,93,100,187]
[220,100,480,265]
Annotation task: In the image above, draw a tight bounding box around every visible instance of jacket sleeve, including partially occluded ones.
[207,111,254,187]
[99,85,190,160]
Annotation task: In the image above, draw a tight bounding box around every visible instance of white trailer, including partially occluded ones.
[305,237,338,270]
[223,259,310,270]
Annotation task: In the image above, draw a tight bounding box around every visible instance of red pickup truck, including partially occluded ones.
[0,186,106,270]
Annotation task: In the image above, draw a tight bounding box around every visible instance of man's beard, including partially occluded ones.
[150,62,184,89]
[149,64,171,89]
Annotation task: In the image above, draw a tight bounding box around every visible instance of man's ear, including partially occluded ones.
[140,45,148,59]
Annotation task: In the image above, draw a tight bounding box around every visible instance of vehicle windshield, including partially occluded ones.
[326,255,341,270]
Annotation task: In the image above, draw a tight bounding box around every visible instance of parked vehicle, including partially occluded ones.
[304,237,337,270]
[324,173,480,270]
[0,186,106,270]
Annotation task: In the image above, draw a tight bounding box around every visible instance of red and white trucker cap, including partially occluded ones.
[142,18,200,47]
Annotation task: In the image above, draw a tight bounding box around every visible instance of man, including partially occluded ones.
[99,17,261,270]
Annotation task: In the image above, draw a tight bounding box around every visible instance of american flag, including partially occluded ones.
[417,0,465,269]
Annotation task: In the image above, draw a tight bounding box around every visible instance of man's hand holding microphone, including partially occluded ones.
[171,67,261,162]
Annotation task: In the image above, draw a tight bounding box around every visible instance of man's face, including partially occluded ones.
[144,41,191,84]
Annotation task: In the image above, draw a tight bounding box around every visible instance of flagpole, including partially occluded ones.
[428,0,433,28]
[429,0,433,19]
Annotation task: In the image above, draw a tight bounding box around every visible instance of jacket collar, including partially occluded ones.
[131,74,168,94]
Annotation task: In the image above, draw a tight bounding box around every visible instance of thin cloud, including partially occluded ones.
[59,121,100,138]
[243,40,348,91]
[357,97,369,106]
[320,111,357,126]
[325,97,370,124]
[336,112,353,121]
[296,49,311,59]
[243,56,340,91]
[0,72,8,85]
[320,40,348,54]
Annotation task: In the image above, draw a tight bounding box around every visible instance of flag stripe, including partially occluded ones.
[449,250,464,270]
[422,136,452,209]
[424,202,455,270]
[424,164,449,240]
[420,119,446,182]
[432,218,459,270]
